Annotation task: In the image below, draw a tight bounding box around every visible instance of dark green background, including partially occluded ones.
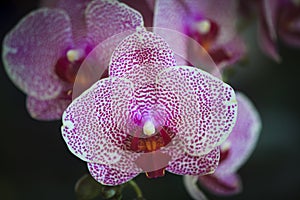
[1,0,299,199]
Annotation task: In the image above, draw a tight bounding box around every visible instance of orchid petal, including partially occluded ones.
[52,0,89,45]
[262,0,279,41]
[86,0,144,46]
[198,173,242,196]
[166,147,220,176]
[41,0,90,44]
[157,66,237,156]
[61,77,135,166]
[87,163,140,186]
[258,0,281,61]
[258,20,281,62]
[215,92,261,175]
[109,30,176,87]
[26,95,70,121]
[183,176,208,200]
[2,8,73,100]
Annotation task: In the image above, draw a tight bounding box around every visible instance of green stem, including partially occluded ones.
[127,180,143,198]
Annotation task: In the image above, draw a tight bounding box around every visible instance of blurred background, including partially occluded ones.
[0,0,299,199]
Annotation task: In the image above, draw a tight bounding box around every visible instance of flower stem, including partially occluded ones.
[127,180,143,199]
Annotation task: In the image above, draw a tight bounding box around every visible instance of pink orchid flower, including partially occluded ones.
[184,92,261,198]
[152,0,246,69]
[61,29,238,186]
[258,0,300,62]
[2,0,143,120]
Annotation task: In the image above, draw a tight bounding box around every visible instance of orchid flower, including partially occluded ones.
[61,29,238,186]
[184,92,262,199]
[2,0,143,120]
[153,0,246,69]
[258,0,300,62]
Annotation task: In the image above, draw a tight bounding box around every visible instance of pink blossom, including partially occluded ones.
[61,29,238,185]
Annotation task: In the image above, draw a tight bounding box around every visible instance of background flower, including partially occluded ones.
[2,0,144,120]
[153,0,246,69]
[258,0,300,61]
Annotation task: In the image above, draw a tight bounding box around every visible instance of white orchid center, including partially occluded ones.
[67,49,83,62]
[195,20,211,34]
[143,120,156,136]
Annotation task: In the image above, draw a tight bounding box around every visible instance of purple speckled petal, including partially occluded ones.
[2,8,73,100]
[87,163,140,186]
[62,77,135,166]
[26,95,70,121]
[166,147,220,176]
[109,30,176,87]
[157,66,237,156]
[215,92,261,176]
[198,173,242,196]
[85,0,144,46]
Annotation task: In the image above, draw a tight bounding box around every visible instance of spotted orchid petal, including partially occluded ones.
[198,173,242,196]
[157,66,237,156]
[166,147,220,176]
[86,0,144,47]
[109,29,176,87]
[62,78,137,167]
[87,163,140,186]
[26,96,70,121]
[2,8,73,100]
[215,92,262,176]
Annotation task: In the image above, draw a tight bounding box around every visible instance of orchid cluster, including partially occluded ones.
[6,0,300,199]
